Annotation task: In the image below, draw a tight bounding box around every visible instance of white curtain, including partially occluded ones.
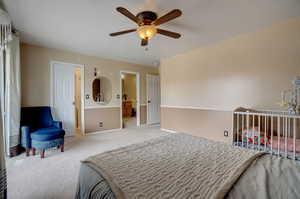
[0,26,7,199]
[3,35,21,156]
[0,48,5,145]
[0,9,12,51]
[0,7,13,199]
[0,104,7,199]
[0,8,20,156]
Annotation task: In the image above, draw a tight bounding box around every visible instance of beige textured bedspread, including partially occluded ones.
[226,154,300,199]
[82,133,265,199]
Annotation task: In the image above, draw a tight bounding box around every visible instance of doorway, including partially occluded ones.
[147,74,161,125]
[120,71,140,128]
[74,68,82,135]
[50,61,85,136]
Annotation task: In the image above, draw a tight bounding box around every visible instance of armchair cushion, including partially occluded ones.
[31,128,65,141]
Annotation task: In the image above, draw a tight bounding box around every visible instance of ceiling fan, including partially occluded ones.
[109,7,182,46]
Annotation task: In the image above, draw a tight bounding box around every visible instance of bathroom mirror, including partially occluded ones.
[92,76,112,104]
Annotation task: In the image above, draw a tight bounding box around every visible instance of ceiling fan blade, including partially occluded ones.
[109,29,136,36]
[157,29,181,39]
[116,7,141,24]
[153,9,182,26]
[141,39,148,46]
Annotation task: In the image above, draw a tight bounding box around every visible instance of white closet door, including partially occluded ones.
[52,62,75,136]
[147,75,160,125]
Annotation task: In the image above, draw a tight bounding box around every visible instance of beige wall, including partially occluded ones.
[20,43,158,132]
[85,108,120,133]
[75,68,82,131]
[160,18,300,142]
[21,43,158,107]
[161,108,232,143]
[140,105,147,125]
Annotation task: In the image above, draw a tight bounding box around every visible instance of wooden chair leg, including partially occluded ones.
[61,145,64,152]
[40,149,45,159]
[25,148,30,157]
[32,148,36,156]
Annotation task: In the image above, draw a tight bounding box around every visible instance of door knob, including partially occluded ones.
[148,100,151,103]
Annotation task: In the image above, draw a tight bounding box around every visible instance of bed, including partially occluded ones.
[75,133,300,199]
[233,107,300,160]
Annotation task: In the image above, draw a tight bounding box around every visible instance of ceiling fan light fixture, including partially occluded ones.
[110,7,182,46]
[137,25,157,39]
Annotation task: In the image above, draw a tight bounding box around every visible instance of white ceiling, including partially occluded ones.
[3,0,300,66]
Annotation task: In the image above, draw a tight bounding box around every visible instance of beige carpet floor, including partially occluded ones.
[6,126,167,199]
[123,117,137,128]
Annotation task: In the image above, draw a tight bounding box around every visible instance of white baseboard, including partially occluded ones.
[148,123,160,127]
[160,105,231,112]
[160,128,177,133]
[86,128,122,135]
[139,123,160,127]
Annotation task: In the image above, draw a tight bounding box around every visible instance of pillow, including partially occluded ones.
[240,127,270,145]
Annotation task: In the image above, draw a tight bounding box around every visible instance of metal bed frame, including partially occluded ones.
[233,107,300,160]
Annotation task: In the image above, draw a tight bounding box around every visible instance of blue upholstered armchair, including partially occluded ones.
[20,106,65,158]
